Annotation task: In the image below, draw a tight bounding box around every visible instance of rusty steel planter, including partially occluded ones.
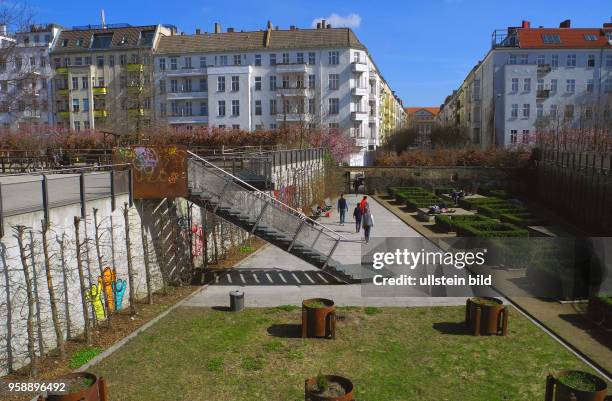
[465,297,508,336]
[545,371,608,401]
[304,375,354,401]
[301,298,336,339]
[42,372,108,401]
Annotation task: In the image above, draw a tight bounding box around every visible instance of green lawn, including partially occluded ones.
[90,306,605,401]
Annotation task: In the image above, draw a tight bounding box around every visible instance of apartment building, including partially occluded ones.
[0,24,62,130]
[405,107,440,146]
[153,21,405,165]
[437,19,612,148]
[49,23,173,133]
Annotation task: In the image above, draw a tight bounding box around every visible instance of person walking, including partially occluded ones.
[362,204,374,243]
[353,203,362,233]
[337,193,348,225]
[359,195,368,213]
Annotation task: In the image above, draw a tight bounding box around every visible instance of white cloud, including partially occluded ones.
[311,13,362,29]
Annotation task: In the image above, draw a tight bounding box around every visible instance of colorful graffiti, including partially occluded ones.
[85,267,127,321]
[191,224,204,257]
[114,145,188,199]
[273,185,296,207]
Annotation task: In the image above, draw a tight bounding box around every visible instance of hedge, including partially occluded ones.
[434,214,494,232]
[499,212,547,227]
[452,220,529,237]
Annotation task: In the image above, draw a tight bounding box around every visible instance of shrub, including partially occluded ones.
[499,213,547,227]
[453,221,529,237]
[69,347,102,369]
[434,214,494,232]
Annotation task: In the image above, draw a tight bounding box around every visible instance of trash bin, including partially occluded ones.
[229,290,244,312]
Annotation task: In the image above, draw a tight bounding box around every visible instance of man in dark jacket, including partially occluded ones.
[353,203,362,233]
[337,193,348,225]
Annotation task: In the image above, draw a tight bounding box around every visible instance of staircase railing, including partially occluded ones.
[187,151,345,268]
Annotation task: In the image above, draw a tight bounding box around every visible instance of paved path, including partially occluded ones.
[185,195,470,308]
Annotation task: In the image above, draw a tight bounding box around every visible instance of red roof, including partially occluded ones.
[517,28,610,49]
[405,107,440,115]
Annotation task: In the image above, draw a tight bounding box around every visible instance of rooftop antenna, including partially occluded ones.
[101,9,106,29]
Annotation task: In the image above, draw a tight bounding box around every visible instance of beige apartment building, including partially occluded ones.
[50,23,173,133]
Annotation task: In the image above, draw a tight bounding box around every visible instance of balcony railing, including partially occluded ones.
[351,61,368,73]
[126,63,144,72]
[94,109,107,118]
[55,67,68,74]
[92,86,107,96]
[56,88,69,97]
[537,89,550,99]
[165,67,207,76]
[537,64,552,74]
[57,111,70,119]
[127,108,145,116]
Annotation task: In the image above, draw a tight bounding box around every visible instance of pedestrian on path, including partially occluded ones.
[353,203,362,233]
[359,195,369,214]
[362,204,374,243]
[337,193,348,225]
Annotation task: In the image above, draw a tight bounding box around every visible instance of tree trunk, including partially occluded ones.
[1,243,14,373]
[140,203,153,305]
[93,208,112,328]
[16,226,38,377]
[57,234,72,340]
[41,220,66,359]
[74,217,92,346]
[123,204,137,315]
[28,231,44,357]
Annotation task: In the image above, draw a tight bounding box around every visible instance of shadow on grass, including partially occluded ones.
[267,324,302,338]
[432,322,472,336]
[211,306,232,312]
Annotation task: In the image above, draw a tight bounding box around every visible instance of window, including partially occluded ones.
[233,55,241,65]
[200,101,208,116]
[472,79,480,100]
[84,56,92,65]
[536,103,543,118]
[159,79,166,94]
[231,100,239,116]
[564,104,574,119]
[255,100,262,115]
[328,74,339,90]
[566,79,575,93]
[509,55,516,65]
[120,55,126,66]
[200,57,207,68]
[254,54,261,66]
[218,125,226,129]
[537,79,544,92]
[232,124,240,130]
[584,34,597,41]
[231,76,239,91]
[158,58,166,71]
[15,57,22,70]
[519,54,528,65]
[328,51,339,65]
[171,101,179,116]
[269,99,277,114]
[269,54,276,65]
[270,123,277,129]
[542,34,561,44]
[219,55,228,66]
[183,79,192,92]
[269,75,277,90]
[510,129,518,144]
[282,75,289,89]
[217,76,225,92]
[522,103,530,118]
[550,79,558,93]
[605,78,612,93]
[566,55,576,67]
[72,77,78,90]
[587,79,594,93]
[587,55,595,68]
[297,52,304,64]
[329,98,339,114]
[254,76,261,90]
[109,55,114,67]
[83,98,89,112]
[329,122,339,129]
[537,55,546,66]
[551,55,558,68]
[511,78,519,92]
[218,100,226,116]
[606,55,612,68]
[522,130,530,144]
[96,56,104,67]
[170,57,177,70]
[82,77,89,89]
[170,79,178,92]
[72,99,80,112]
[74,121,81,132]
[199,77,207,91]
[308,98,315,114]
[184,101,193,115]
[523,78,531,92]
[308,52,316,65]
[550,104,557,118]
[511,103,518,118]
[308,75,315,89]
[184,57,192,68]
[584,107,593,120]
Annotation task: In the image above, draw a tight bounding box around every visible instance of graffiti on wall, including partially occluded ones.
[114,145,188,199]
[191,224,204,257]
[273,185,296,208]
[85,267,127,321]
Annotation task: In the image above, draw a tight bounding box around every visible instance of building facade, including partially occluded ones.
[49,23,173,133]
[153,21,405,165]
[405,106,440,146]
[437,20,612,148]
[0,24,62,131]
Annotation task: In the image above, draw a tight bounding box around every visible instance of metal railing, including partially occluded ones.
[0,164,132,237]
[188,151,344,268]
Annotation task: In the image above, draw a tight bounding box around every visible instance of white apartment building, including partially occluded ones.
[0,24,62,130]
[153,21,405,166]
[437,20,612,148]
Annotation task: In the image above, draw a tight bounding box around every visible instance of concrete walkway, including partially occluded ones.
[184,195,469,308]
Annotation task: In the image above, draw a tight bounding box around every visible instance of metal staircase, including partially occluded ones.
[187,151,357,283]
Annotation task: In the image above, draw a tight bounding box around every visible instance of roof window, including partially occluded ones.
[541,34,561,44]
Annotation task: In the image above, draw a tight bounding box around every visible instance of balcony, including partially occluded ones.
[275,63,308,74]
[126,63,144,72]
[276,87,307,97]
[93,109,107,118]
[23,110,41,119]
[127,84,143,95]
[537,64,552,75]
[167,115,208,124]
[537,89,550,99]
[351,87,369,97]
[351,111,368,121]
[165,67,207,77]
[166,91,208,100]
[92,86,107,96]
[57,111,70,119]
[369,114,377,124]
[351,61,368,73]
[55,67,68,74]
[128,108,145,116]
[56,88,69,97]
[275,113,304,122]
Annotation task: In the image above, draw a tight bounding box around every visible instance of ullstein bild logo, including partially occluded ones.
[372,249,487,270]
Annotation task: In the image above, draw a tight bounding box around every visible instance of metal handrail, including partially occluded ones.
[187,151,347,241]
[0,163,130,177]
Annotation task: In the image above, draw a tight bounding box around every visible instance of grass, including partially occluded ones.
[557,371,600,392]
[90,306,608,401]
[68,347,102,369]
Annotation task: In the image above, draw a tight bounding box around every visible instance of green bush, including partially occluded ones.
[477,204,529,218]
[453,220,529,237]
[499,213,547,227]
[69,347,102,369]
[488,189,511,199]
[434,214,493,232]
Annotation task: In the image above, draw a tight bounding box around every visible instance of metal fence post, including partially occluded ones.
[322,238,340,269]
[0,182,4,238]
[110,170,116,211]
[128,168,134,207]
[41,175,49,225]
[79,172,86,218]
[288,219,306,251]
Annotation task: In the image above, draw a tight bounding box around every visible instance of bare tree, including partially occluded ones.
[15,225,37,377]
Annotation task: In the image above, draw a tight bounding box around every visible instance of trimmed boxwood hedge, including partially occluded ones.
[452,221,529,237]
[488,189,511,199]
[434,214,494,232]
[499,212,547,227]
[477,204,529,218]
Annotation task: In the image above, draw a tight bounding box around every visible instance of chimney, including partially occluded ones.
[195,28,201,35]
[0,24,6,36]
[326,24,331,29]
[227,27,234,32]
[290,25,295,30]
[316,22,321,29]
[275,26,279,30]
[603,22,612,28]
[521,20,530,28]
[559,19,571,28]
[214,22,221,33]
[321,19,326,28]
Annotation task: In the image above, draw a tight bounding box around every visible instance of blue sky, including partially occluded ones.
[26,0,610,107]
